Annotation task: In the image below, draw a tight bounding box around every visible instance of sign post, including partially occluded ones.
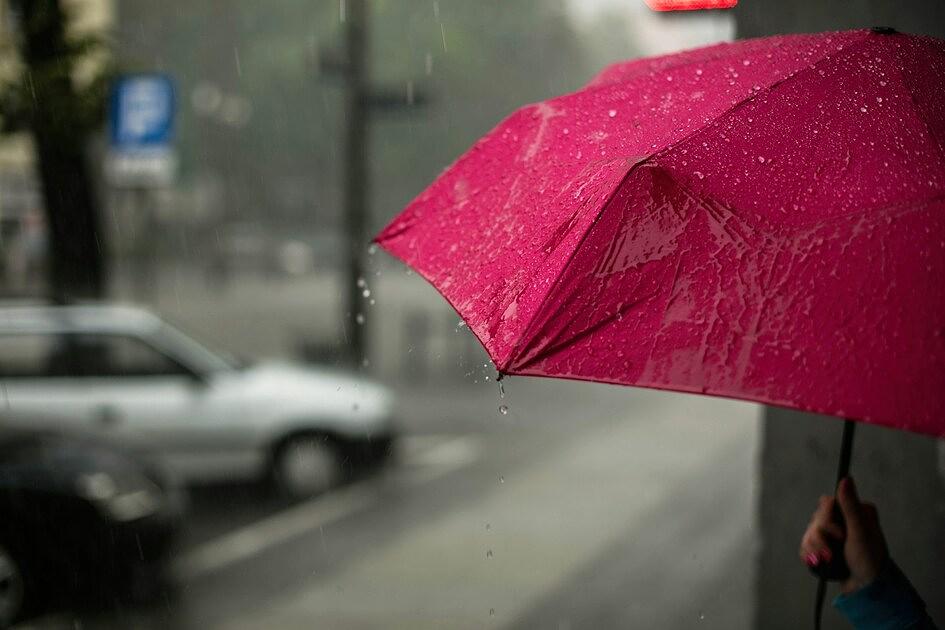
[106,74,177,187]
[106,74,176,300]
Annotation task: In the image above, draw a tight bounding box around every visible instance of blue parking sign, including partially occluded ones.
[110,74,175,148]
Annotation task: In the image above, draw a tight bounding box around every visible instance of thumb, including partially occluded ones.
[836,477,863,530]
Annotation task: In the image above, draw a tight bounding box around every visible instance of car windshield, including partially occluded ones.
[156,323,242,373]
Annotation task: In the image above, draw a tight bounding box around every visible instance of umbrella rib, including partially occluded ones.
[642,33,874,164]
[890,39,945,169]
[500,161,645,372]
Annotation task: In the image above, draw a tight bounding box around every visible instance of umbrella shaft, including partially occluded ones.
[834,419,856,486]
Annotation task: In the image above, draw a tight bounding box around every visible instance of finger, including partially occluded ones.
[861,502,879,525]
[836,477,863,530]
[812,495,835,525]
[818,521,844,541]
[801,528,831,556]
[800,531,834,566]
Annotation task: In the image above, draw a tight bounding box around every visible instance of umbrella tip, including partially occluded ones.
[870,26,897,34]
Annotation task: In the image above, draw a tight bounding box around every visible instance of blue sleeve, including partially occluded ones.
[833,560,939,630]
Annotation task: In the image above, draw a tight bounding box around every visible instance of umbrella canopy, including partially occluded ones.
[376,29,945,438]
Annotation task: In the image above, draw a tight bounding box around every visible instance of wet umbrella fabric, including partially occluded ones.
[375,29,945,438]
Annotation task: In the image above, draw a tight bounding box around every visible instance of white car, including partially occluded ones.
[0,304,397,497]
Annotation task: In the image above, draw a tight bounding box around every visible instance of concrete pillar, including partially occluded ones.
[733,1,945,627]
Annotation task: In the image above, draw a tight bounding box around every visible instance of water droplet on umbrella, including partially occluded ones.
[608,109,617,118]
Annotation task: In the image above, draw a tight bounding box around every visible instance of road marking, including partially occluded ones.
[173,435,481,580]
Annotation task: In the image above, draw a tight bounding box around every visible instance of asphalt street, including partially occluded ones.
[22,376,761,630]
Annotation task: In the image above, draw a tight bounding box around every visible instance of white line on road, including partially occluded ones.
[172,435,482,580]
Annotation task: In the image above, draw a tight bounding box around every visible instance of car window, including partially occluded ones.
[69,334,191,378]
[0,333,68,378]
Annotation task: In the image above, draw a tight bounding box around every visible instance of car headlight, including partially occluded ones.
[76,472,163,522]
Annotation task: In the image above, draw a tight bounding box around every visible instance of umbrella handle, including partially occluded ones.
[808,419,856,581]
[810,419,857,630]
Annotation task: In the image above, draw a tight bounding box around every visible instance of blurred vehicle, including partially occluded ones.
[0,426,183,626]
[0,303,397,499]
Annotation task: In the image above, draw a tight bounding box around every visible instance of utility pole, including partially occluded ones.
[342,0,369,367]
[315,0,429,368]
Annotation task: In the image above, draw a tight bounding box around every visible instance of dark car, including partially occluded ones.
[0,426,185,627]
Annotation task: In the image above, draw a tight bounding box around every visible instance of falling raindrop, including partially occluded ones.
[498,381,505,398]
[367,243,378,256]
[499,475,505,484]
[485,523,491,531]
[486,549,493,558]
[499,405,509,415]
[357,277,367,288]
[490,609,496,617]
[362,289,371,298]
[355,313,365,325]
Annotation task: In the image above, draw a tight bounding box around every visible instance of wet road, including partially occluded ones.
[22,378,760,629]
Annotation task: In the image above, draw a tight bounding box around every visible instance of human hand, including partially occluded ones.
[799,477,889,594]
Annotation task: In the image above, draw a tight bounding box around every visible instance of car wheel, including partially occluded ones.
[272,434,343,499]
[0,544,25,628]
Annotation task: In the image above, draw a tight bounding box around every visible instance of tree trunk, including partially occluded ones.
[10,0,107,301]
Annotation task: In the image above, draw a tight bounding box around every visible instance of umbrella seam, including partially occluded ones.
[500,161,645,372]
[891,38,945,170]
[642,32,875,165]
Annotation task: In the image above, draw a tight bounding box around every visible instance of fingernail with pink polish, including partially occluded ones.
[805,552,819,566]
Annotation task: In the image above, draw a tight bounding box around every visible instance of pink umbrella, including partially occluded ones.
[376,27,944,625]
[377,28,945,438]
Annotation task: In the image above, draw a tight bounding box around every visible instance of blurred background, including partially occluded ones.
[0,1,941,629]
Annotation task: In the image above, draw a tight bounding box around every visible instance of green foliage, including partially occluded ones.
[0,0,114,141]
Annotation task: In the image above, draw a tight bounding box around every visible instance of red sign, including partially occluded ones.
[645,0,737,10]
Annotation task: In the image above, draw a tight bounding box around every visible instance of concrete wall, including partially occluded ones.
[734,2,945,628]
